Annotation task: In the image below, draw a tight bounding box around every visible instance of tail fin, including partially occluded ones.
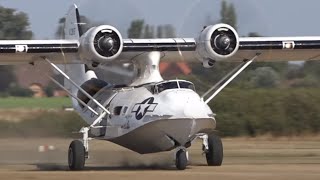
[65,4,83,39]
[60,4,97,115]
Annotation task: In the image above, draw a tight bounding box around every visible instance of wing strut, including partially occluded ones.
[45,74,99,116]
[202,54,260,104]
[43,56,112,157]
[44,57,110,116]
[46,71,108,128]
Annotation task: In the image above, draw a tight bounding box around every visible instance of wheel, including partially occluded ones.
[206,134,223,166]
[175,149,188,170]
[68,140,85,171]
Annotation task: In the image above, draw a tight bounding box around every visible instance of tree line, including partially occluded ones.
[127,20,176,38]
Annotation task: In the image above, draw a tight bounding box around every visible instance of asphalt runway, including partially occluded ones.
[0,138,320,180]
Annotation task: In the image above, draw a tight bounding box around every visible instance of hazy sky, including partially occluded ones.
[0,0,320,39]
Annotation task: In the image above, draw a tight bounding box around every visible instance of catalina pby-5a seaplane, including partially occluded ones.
[1,5,320,170]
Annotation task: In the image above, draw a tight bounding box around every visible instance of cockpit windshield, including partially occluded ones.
[157,81,179,93]
[179,81,195,91]
[155,80,195,93]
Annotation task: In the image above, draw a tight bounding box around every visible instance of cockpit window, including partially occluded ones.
[157,81,179,93]
[155,80,195,93]
[179,81,195,91]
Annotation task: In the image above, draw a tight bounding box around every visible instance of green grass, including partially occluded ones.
[0,97,72,109]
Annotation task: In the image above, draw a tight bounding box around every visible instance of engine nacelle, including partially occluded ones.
[196,24,239,67]
[79,25,123,65]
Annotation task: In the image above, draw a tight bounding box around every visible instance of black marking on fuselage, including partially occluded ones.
[132,97,158,120]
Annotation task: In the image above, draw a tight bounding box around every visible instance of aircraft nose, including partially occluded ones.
[161,91,211,118]
[183,95,210,118]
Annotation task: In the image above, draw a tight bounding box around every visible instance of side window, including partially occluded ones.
[113,106,122,116]
[122,106,128,115]
[157,84,165,93]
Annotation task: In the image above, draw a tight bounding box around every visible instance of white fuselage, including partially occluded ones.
[78,80,216,154]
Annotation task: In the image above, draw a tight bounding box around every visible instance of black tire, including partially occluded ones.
[68,140,85,171]
[206,134,223,166]
[175,149,188,170]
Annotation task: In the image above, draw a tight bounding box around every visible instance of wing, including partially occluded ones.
[118,25,320,62]
[236,36,320,62]
[2,35,320,65]
[2,36,320,65]
[0,40,79,65]
[118,38,197,62]
[119,36,320,62]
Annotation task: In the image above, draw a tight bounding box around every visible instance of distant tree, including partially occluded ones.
[220,0,237,30]
[303,61,320,79]
[285,64,305,80]
[220,1,228,24]
[0,6,33,92]
[7,84,33,97]
[0,6,33,40]
[250,67,280,88]
[128,20,176,39]
[298,61,320,87]
[248,32,262,37]
[162,24,176,38]
[128,19,145,38]
[156,25,164,38]
[143,24,155,38]
[156,25,176,38]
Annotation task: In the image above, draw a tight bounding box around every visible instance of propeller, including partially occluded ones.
[210,28,237,56]
[94,29,121,58]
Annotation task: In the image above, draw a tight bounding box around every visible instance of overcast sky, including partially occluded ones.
[0,0,320,39]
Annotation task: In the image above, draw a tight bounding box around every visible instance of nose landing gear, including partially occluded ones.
[175,148,189,170]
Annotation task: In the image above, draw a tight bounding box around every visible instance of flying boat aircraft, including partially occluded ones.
[1,5,320,170]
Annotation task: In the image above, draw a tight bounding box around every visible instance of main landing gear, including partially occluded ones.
[68,127,91,171]
[68,140,86,170]
[200,134,223,166]
[174,134,223,170]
